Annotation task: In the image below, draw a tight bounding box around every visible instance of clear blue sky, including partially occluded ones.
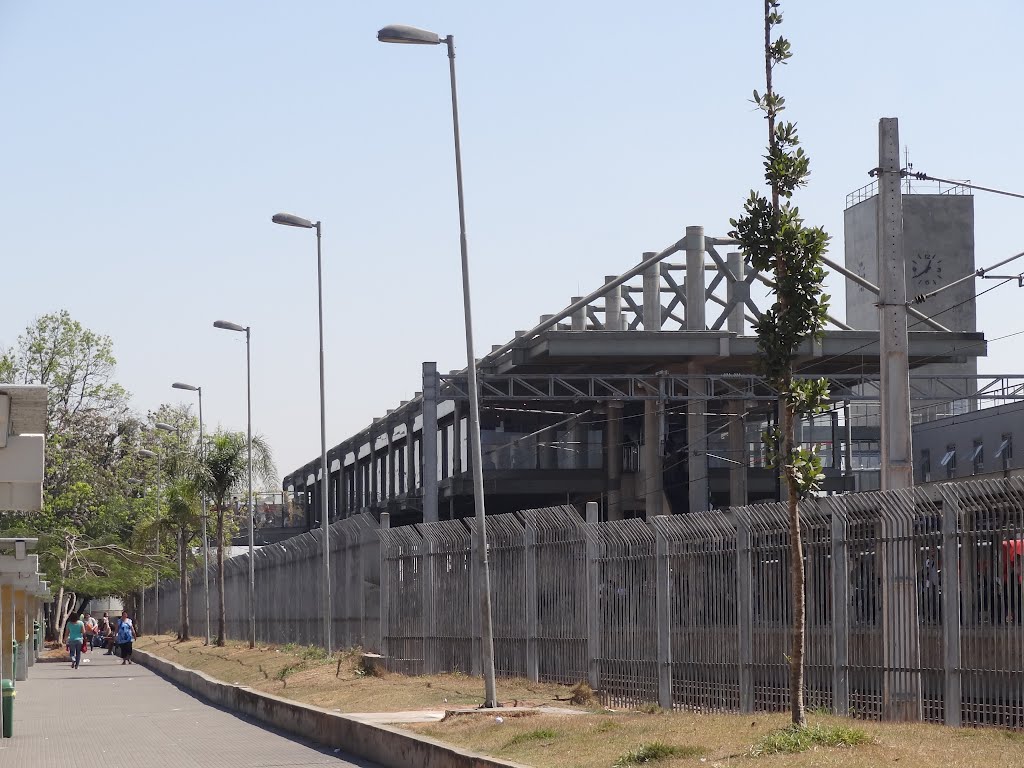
[2,1,1022,480]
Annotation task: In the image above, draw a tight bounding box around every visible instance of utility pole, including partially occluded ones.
[877,117,913,491]
[876,117,921,721]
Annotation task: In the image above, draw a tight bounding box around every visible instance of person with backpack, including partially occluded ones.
[63,612,86,669]
[115,610,137,665]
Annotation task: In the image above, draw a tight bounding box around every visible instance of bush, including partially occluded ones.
[614,742,704,765]
[570,680,597,706]
[750,724,870,756]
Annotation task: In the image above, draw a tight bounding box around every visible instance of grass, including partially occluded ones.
[137,636,1024,768]
[613,742,704,765]
[750,723,871,756]
[503,728,559,749]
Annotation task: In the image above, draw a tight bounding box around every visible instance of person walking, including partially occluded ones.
[116,610,137,665]
[64,612,86,670]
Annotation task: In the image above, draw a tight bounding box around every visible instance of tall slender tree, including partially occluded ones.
[731,0,831,727]
[196,430,276,646]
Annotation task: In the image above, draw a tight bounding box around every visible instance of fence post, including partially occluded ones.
[379,512,390,661]
[421,530,435,674]
[585,501,601,690]
[826,496,850,717]
[469,518,482,677]
[652,515,673,710]
[938,485,962,727]
[735,506,754,713]
[525,517,540,682]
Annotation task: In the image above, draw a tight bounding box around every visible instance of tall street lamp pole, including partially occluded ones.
[272,212,332,654]
[377,23,498,707]
[173,381,210,646]
[214,320,255,649]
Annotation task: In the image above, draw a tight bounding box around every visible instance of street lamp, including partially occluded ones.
[173,381,210,646]
[272,211,332,654]
[378,22,498,707]
[213,319,256,649]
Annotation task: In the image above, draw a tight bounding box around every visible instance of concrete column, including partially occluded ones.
[452,402,463,478]
[643,396,663,519]
[877,118,913,492]
[25,593,33,668]
[728,400,748,508]
[14,589,26,681]
[827,497,850,716]
[642,253,661,330]
[422,362,439,523]
[653,516,673,709]
[687,226,708,514]
[571,297,586,331]
[585,502,601,689]
[524,519,539,682]
[939,485,962,726]
[386,426,396,502]
[727,250,745,335]
[354,457,364,511]
[372,442,380,507]
[604,277,622,331]
[406,419,416,498]
[606,403,624,521]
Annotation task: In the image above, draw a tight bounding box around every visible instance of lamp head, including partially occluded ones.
[272,212,315,229]
[138,449,157,459]
[155,422,175,433]
[172,382,199,392]
[377,24,442,45]
[214,320,247,333]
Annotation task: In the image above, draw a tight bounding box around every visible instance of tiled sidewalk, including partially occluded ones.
[0,652,379,767]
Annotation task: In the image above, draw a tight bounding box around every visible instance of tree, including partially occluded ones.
[196,430,276,647]
[730,0,831,727]
[0,311,153,637]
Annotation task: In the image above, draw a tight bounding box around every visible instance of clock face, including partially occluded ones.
[911,252,943,287]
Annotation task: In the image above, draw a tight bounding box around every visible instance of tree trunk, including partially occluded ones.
[783,401,807,727]
[178,532,190,641]
[216,508,226,646]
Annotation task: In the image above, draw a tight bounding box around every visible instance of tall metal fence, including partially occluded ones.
[147,478,1024,728]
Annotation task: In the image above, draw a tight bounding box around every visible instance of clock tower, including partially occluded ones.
[844,186,976,418]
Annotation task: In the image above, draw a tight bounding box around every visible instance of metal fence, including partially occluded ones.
[147,478,1024,728]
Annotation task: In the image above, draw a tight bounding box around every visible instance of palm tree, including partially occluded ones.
[196,430,276,646]
[164,480,201,640]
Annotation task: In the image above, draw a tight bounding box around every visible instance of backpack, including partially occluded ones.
[116,619,133,644]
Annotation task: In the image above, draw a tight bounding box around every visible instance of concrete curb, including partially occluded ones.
[132,649,531,768]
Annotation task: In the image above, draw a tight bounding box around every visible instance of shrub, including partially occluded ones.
[614,742,704,765]
[750,724,870,756]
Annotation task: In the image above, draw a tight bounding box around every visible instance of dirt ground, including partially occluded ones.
[137,635,1024,768]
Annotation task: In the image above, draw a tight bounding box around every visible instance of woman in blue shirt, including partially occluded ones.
[63,612,85,669]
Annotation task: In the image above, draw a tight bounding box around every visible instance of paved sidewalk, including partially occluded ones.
[0,652,380,767]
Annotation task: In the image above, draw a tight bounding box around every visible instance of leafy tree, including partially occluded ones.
[196,430,276,647]
[730,0,831,727]
[0,312,154,636]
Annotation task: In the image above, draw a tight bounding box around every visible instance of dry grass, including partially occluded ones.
[135,634,580,713]
[414,710,1024,767]
[137,636,1024,767]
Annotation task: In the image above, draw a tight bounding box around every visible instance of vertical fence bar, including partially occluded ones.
[939,485,962,727]
[653,516,672,709]
[827,496,850,716]
[736,506,754,713]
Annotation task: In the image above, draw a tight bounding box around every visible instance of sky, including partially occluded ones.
[3,1,1023,483]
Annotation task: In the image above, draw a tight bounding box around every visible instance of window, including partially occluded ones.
[996,433,1013,470]
[971,440,984,475]
[921,449,932,483]
[941,444,957,479]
